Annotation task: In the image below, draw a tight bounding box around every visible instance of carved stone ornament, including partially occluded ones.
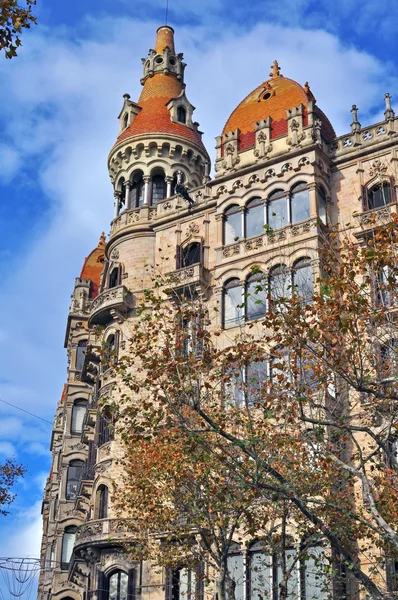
[281,163,293,174]
[216,185,228,196]
[226,143,235,155]
[223,243,241,258]
[232,180,243,190]
[95,459,112,473]
[70,442,87,451]
[264,168,276,180]
[248,174,260,185]
[298,156,310,167]
[128,211,140,223]
[369,159,388,178]
[186,222,200,237]
[110,248,119,260]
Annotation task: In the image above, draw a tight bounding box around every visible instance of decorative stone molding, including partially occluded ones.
[222,243,241,257]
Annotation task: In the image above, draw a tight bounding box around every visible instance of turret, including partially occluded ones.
[108,26,210,220]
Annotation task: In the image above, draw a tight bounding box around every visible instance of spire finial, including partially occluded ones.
[384,93,395,121]
[269,60,281,79]
[99,232,106,245]
[350,104,361,133]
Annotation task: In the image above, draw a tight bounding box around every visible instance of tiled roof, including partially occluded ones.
[116,74,205,149]
[80,233,106,298]
[222,74,335,150]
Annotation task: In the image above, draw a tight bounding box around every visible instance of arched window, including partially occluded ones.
[181,242,201,267]
[292,258,313,302]
[227,543,244,600]
[267,189,287,230]
[151,171,167,205]
[246,273,267,321]
[245,198,264,238]
[66,460,83,500]
[248,541,272,600]
[177,106,187,124]
[131,171,145,208]
[269,264,290,301]
[318,186,327,224]
[98,413,114,446]
[123,113,129,129]
[103,334,117,372]
[109,266,121,289]
[368,182,391,210]
[224,205,242,245]
[108,570,129,600]
[223,279,243,328]
[118,178,126,212]
[97,484,108,519]
[290,182,310,224]
[71,399,88,435]
[61,526,77,570]
[376,266,392,307]
[75,340,87,371]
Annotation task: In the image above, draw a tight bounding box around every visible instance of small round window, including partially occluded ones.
[169,57,176,66]
[262,92,272,101]
[155,56,163,64]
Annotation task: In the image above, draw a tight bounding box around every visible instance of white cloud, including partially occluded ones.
[0,441,17,457]
[0,143,20,184]
[0,12,397,565]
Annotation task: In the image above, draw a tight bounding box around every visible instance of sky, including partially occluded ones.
[0,0,398,594]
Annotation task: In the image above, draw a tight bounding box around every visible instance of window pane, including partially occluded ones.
[182,243,201,267]
[250,550,272,600]
[120,572,128,600]
[71,402,87,435]
[304,546,328,600]
[227,552,245,600]
[247,276,267,320]
[277,549,299,600]
[318,188,327,224]
[293,261,313,302]
[270,267,290,301]
[76,342,87,371]
[61,531,76,569]
[268,196,287,230]
[109,573,118,600]
[368,183,391,209]
[377,266,392,307]
[66,463,83,500]
[247,361,268,404]
[291,186,310,223]
[246,202,264,238]
[225,367,245,408]
[225,209,242,245]
[224,283,243,327]
[152,175,166,204]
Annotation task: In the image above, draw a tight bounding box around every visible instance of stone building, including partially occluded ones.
[38,23,398,600]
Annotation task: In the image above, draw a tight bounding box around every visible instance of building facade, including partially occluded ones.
[38,24,398,600]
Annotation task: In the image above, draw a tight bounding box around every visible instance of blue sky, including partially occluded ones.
[0,0,397,590]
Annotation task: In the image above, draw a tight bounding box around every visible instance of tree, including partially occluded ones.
[0,459,26,515]
[112,214,398,600]
[0,0,37,59]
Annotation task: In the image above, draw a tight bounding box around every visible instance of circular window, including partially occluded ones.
[262,92,272,101]
[155,57,163,64]
[169,57,176,66]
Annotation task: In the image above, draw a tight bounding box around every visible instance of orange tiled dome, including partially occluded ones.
[116,27,206,151]
[222,61,335,150]
[80,232,106,298]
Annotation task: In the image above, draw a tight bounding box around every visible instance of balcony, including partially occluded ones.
[74,518,134,548]
[165,263,208,294]
[88,285,134,326]
[354,202,398,234]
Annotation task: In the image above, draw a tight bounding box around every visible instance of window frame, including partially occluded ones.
[65,460,84,500]
[224,205,243,245]
[223,278,244,328]
[245,197,265,239]
[61,526,77,570]
[70,399,88,436]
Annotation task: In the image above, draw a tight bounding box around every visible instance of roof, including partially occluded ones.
[115,28,206,151]
[222,62,335,150]
[80,232,106,298]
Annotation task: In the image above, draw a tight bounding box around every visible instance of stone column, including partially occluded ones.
[166,176,174,198]
[143,175,151,205]
[124,181,131,210]
[113,192,121,218]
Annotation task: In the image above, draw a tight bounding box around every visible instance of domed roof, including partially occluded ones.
[80,232,106,298]
[222,61,335,150]
[115,27,207,152]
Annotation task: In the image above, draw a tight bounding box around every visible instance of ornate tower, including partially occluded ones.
[108,25,210,218]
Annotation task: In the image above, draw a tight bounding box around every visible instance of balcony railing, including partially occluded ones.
[74,518,133,547]
[165,263,208,293]
[88,285,134,326]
